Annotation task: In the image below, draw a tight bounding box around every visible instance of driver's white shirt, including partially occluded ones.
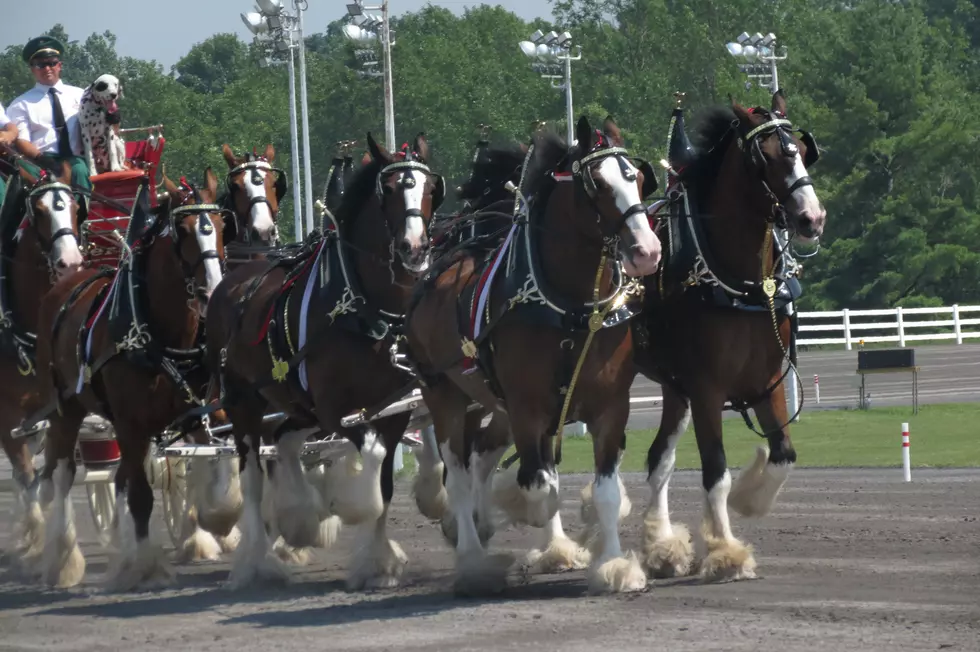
[5,80,85,156]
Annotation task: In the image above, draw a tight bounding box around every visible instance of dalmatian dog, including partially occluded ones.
[78,74,127,174]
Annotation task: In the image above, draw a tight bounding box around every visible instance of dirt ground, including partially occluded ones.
[1,467,978,652]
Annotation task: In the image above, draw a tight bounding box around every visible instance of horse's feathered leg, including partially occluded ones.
[640,386,695,578]
[582,392,646,594]
[38,405,86,588]
[690,388,757,583]
[346,414,411,590]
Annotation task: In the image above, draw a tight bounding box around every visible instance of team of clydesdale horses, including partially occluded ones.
[1,89,825,596]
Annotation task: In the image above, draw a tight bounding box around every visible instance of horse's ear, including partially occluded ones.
[412,132,430,162]
[366,132,388,161]
[59,159,72,184]
[576,115,594,153]
[602,115,624,147]
[204,167,219,201]
[730,99,753,129]
[162,172,179,197]
[264,143,275,162]
[221,144,237,168]
[771,88,788,116]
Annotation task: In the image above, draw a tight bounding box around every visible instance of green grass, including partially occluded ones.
[552,403,980,473]
[396,403,980,475]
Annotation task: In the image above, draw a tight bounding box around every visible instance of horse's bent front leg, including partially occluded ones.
[728,379,796,518]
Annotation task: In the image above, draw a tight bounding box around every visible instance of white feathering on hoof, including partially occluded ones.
[346,509,408,591]
[588,551,647,594]
[699,527,758,583]
[641,513,693,578]
[327,432,386,525]
[491,465,559,528]
[273,430,324,548]
[412,460,448,520]
[315,515,342,549]
[728,445,792,518]
[175,503,222,563]
[41,460,85,588]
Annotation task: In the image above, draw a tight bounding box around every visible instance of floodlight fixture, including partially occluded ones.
[255,0,282,17]
[544,30,559,45]
[761,32,776,46]
[530,29,544,44]
[241,12,268,34]
[725,42,742,56]
[519,41,536,57]
[557,31,572,46]
[736,31,750,44]
[347,2,363,16]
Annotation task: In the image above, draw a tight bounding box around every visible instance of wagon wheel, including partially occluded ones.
[85,480,116,548]
[157,457,188,549]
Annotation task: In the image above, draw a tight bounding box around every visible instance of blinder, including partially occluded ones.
[633,158,659,198]
[431,173,446,211]
[798,130,819,167]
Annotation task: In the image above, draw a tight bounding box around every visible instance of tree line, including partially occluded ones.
[1,0,977,311]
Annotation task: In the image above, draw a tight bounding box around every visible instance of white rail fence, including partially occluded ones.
[797,304,980,350]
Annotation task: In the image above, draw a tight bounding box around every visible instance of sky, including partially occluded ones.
[2,0,555,70]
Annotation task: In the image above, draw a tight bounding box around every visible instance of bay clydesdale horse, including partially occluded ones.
[405,116,662,595]
[204,132,446,591]
[633,90,825,582]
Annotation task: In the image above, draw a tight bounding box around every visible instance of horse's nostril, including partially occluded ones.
[56,259,68,269]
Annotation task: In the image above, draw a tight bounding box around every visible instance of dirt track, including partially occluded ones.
[1,468,978,651]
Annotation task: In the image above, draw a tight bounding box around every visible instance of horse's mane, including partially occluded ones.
[678,105,740,208]
[478,143,527,179]
[522,130,568,200]
[332,153,386,231]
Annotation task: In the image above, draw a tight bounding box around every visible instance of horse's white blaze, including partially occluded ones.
[401,170,426,249]
[195,215,223,299]
[789,153,824,229]
[39,190,83,273]
[599,156,661,276]
[244,165,276,239]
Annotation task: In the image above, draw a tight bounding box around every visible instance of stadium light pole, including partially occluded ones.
[345,1,396,151]
[725,31,787,94]
[726,31,800,421]
[519,30,582,148]
[241,0,315,240]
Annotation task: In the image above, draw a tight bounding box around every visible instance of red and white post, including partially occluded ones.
[813,374,820,404]
[901,422,911,482]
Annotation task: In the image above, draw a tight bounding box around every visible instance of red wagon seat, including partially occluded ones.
[86,133,166,268]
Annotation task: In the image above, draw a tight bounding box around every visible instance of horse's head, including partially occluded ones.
[366,131,445,274]
[19,160,84,278]
[730,90,826,241]
[221,143,284,246]
[161,169,227,313]
[564,115,662,277]
[456,141,528,208]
